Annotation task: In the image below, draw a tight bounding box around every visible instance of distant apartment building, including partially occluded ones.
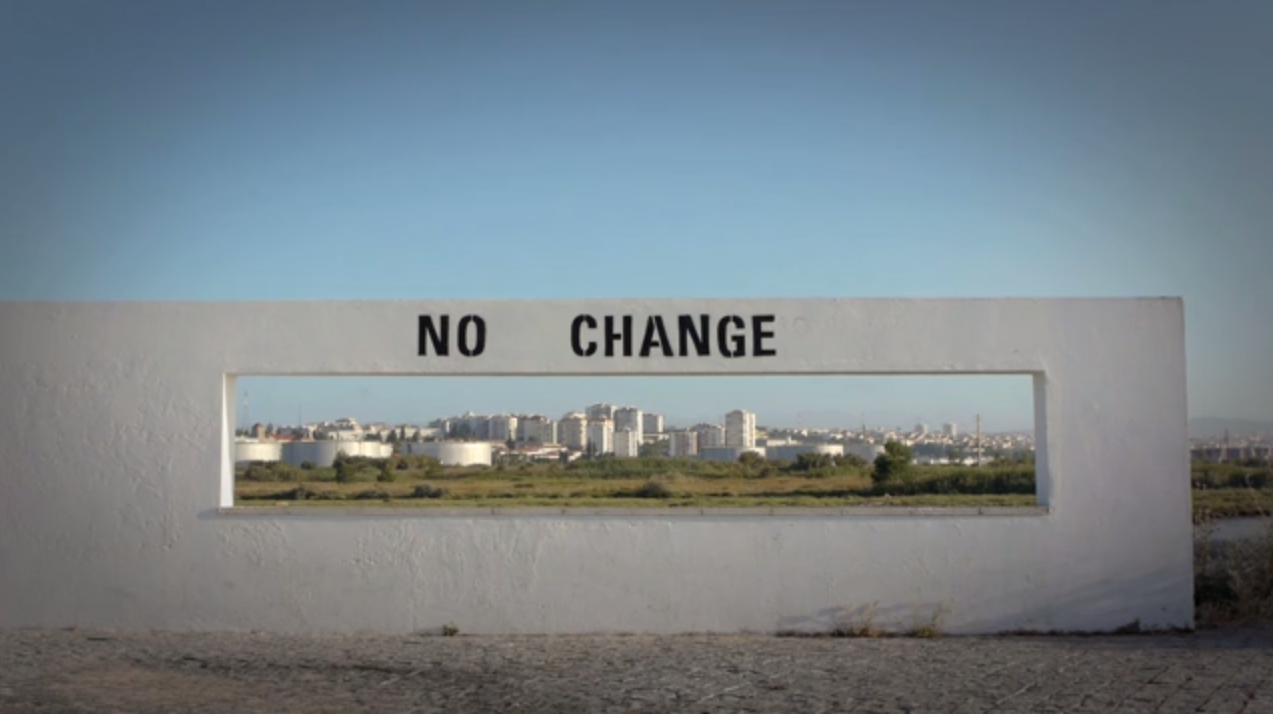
[642,412,664,435]
[669,429,698,457]
[586,403,617,421]
[915,423,929,436]
[724,409,757,449]
[586,419,615,456]
[614,407,643,443]
[943,422,959,438]
[694,423,725,450]
[517,415,557,445]
[1192,445,1271,463]
[449,413,489,440]
[559,412,588,451]
[487,414,518,443]
[614,429,641,458]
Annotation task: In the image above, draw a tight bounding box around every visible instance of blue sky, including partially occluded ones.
[3,0,1270,429]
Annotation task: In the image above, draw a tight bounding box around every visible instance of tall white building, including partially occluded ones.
[915,423,929,436]
[559,412,588,451]
[586,403,617,421]
[724,409,757,449]
[455,413,489,440]
[614,407,643,443]
[943,422,959,438]
[668,429,699,457]
[642,412,664,435]
[694,423,725,450]
[488,414,518,443]
[586,419,614,456]
[517,416,557,444]
[614,429,641,458]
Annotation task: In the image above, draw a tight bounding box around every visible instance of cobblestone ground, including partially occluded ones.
[2,628,1272,713]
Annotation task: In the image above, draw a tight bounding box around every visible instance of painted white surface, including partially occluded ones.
[282,440,391,467]
[699,446,766,462]
[0,299,1191,634]
[234,441,282,464]
[407,441,493,466]
[767,444,846,461]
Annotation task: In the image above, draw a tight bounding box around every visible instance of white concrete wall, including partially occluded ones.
[0,299,1191,634]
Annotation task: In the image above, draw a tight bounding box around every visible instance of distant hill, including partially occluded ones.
[1189,418,1273,439]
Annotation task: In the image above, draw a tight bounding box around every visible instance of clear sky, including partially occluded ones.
[3,0,1270,429]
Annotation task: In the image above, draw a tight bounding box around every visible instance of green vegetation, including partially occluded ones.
[234,443,1272,517]
[1195,514,1273,627]
[872,441,914,485]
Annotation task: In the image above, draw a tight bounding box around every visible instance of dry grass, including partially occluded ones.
[1192,488,1273,521]
[1195,499,1273,628]
[235,475,1036,509]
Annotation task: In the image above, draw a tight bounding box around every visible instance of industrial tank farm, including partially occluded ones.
[281,440,392,467]
[765,443,844,462]
[698,446,766,462]
[233,440,282,465]
[407,441,492,466]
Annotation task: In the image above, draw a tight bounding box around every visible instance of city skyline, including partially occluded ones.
[235,376,1036,434]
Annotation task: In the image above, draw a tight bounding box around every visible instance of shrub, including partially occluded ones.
[271,462,301,482]
[791,453,835,472]
[277,485,310,500]
[635,477,674,499]
[410,484,448,499]
[1225,471,1270,490]
[872,441,914,485]
[354,488,391,501]
[1195,516,1273,626]
[300,460,315,471]
[241,463,277,482]
[837,453,867,470]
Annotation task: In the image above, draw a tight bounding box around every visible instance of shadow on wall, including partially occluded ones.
[777,565,1196,641]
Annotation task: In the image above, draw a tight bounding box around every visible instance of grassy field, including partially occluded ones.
[233,455,1273,517]
[235,477,1037,509]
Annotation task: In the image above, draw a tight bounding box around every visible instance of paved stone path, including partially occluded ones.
[3,628,1272,712]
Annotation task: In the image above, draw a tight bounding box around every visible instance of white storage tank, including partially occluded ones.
[844,443,885,463]
[282,440,386,467]
[699,446,767,462]
[234,440,282,465]
[408,441,492,466]
[765,443,844,462]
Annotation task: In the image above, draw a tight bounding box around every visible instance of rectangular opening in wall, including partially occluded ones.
[224,375,1040,511]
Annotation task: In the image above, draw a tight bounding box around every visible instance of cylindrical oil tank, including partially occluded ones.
[407,441,492,466]
[765,443,844,462]
[282,440,382,467]
[234,440,282,465]
[843,443,885,462]
[698,446,767,462]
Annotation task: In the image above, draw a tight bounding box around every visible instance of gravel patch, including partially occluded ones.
[3,628,1272,712]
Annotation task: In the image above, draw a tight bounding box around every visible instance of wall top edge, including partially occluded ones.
[217,505,1053,519]
[0,296,1185,307]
